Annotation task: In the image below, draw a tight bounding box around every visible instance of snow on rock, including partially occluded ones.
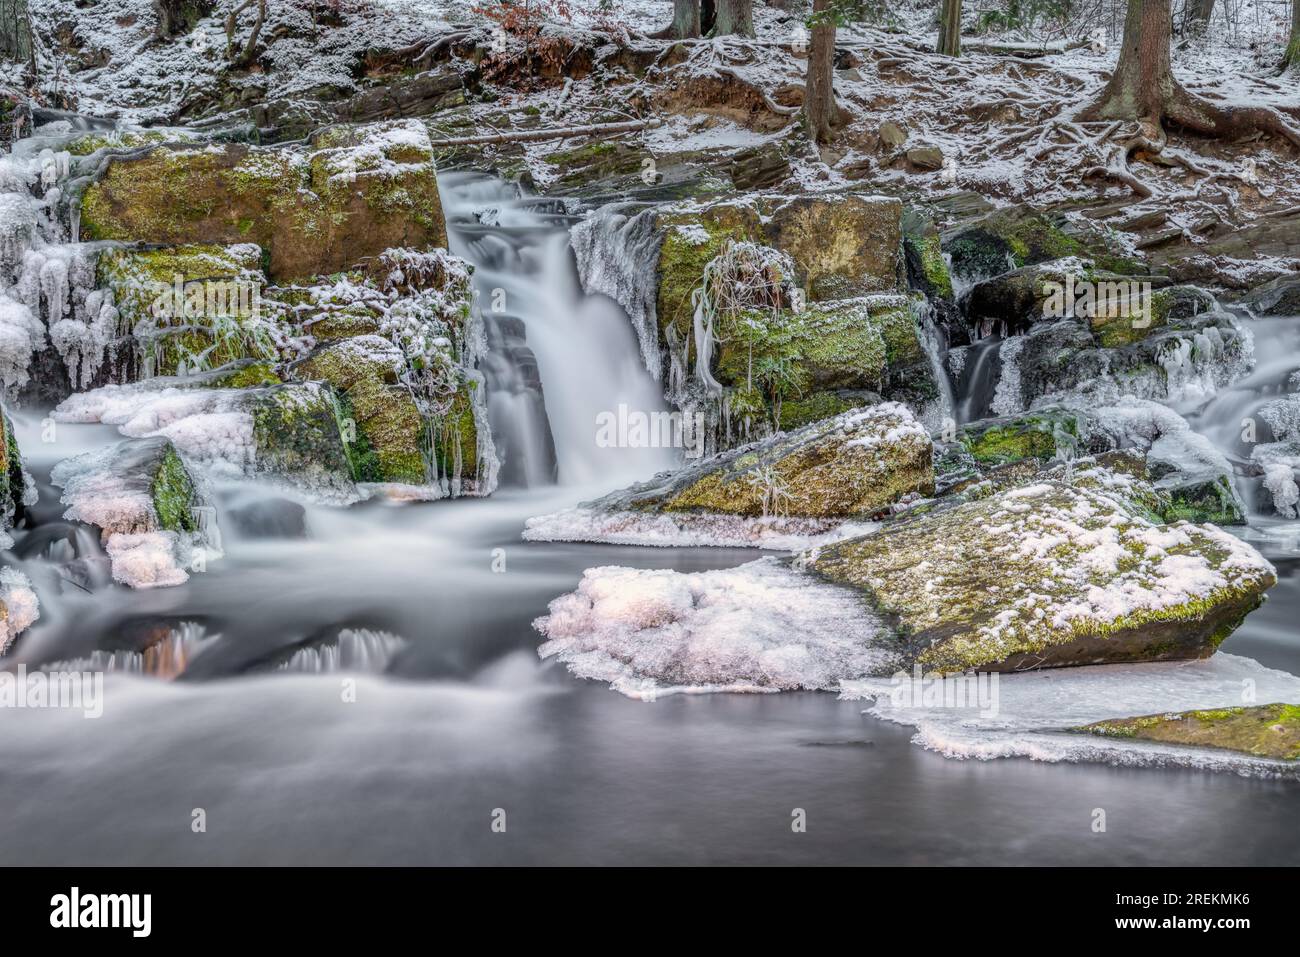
[523,506,876,551]
[0,566,40,654]
[811,480,1276,673]
[1253,442,1300,518]
[533,557,902,699]
[840,653,1300,778]
[49,435,212,589]
[571,402,933,524]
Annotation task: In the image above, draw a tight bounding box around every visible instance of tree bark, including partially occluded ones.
[714,0,755,37]
[653,0,701,39]
[804,0,841,145]
[937,0,962,57]
[0,0,34,73]
[1284,0,1300,71]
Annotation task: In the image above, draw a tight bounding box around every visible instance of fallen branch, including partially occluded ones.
[429,118,661,148]
[961,38,1091,58]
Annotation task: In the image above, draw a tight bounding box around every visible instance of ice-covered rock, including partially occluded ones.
[0,566,40,654]
[810,480,1275,673]
[49,435,212,589]
[1076,703,1300,762]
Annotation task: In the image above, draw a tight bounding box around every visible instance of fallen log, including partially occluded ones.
[429,118,661,148]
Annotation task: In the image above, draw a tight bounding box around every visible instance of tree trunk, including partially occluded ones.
[1078,0,1300,194]
[0,0,34,73]
[1084,0,1172,122]
[1181,0,1215,38]
[804,0,840,145]
[1284,0,1300,71]
[655,0,701,39]
[937,0,962,57]
[714,0,754,37]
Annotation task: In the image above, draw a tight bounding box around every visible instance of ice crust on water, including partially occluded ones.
[841,653,1300,778]
[533,557,901,699]
[523,506,876,551]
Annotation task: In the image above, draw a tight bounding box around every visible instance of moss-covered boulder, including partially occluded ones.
[811,481,1275,673]
[246,382,358,495]
[288,335,426,484]
[80,120,448,282]
[1076,703,1300,762]
[764,194,904,301]
[654,200,764,342]
[942,205,1143,281]
[594,402,934,519]
[957,408,1085,467]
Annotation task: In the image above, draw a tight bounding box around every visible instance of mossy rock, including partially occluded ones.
[958,409,1084,466]
[943,206,1145,281]
[247,383,356,494]
[97,242,265,328]
[432,382,479,481]
[812,481,1275,673]
[289,335,426,484]
[592,403,934,519]
[654,201,764,344]
[764,194,905,301]
[777,391,871,432]
[80,120,448,282]
[1076,703,1300,761]
[53,435,201,536]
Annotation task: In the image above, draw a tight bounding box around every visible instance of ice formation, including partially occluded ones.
[523,506,877,551]
[0,567,40,654]
[533,557,901,699]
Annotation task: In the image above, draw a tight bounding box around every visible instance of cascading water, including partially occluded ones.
[439,172,677,487]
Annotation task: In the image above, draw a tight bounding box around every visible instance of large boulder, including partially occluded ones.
[592,402,933,519]
[80,120,448,281]
[1076,704,1300,762]
[764,194,904,301]
[810,480,1275,673]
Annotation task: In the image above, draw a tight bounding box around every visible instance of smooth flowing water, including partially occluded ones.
[0,181,1298,865]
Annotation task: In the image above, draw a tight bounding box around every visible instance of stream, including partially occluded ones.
[0,176,1297,865]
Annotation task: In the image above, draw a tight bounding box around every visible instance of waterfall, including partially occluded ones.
[439,172,677,488]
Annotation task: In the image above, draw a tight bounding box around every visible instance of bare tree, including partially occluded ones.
[937,0,961,56]
[714,0,754,36]
[653,0,725,38]
[803,0,842,144]
[225,0,267,68]
[1080,0,1300,147]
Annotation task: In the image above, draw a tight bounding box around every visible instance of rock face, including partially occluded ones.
[80,120,448,281]
[1076,703,1300,762]
[289,335,426,484]
[764,194,904,301]
[0,408,28,540]
[592,403,934,519]
[810,480,1275,673]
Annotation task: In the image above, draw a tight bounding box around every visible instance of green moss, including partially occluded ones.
[959,413,1078,466]
[777,391,866,431]
[907,234,953,299]
[656,204,763,344]
[150,446,199,534]
[1077,702,1300,761]
[432,383,479,479]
